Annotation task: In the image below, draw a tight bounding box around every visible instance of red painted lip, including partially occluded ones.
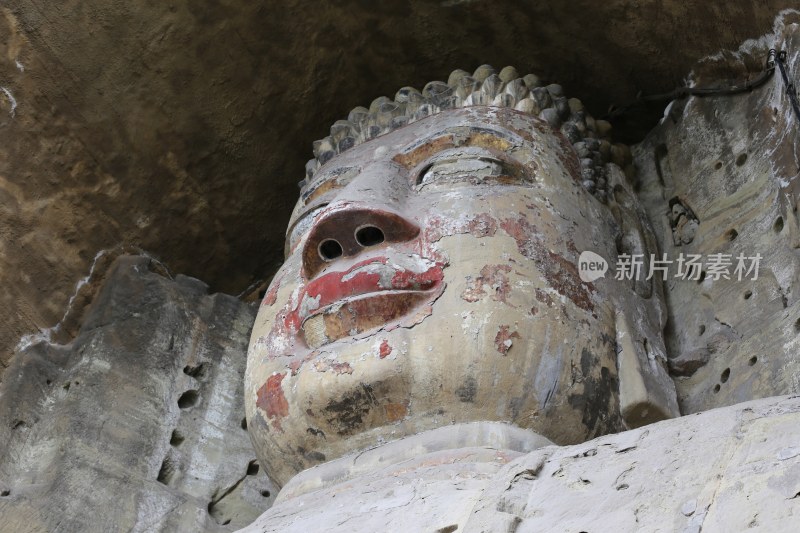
[298,255,445,323]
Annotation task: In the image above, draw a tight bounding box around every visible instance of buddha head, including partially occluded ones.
[245,66,679,486]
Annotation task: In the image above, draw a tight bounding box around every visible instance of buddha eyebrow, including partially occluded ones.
[393,128,519,169]
[301,166,360,204]
[393,134,457,169]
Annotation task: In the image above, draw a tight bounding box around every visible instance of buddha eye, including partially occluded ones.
[416,154,525,187]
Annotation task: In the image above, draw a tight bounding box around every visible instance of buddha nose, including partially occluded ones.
[301,204,420,278]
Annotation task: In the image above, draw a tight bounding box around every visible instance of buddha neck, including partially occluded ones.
[275,421,553,502]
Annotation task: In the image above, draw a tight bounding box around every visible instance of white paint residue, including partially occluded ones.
[15,60,24,72]
[659,100,676,126]
[1,87,17,117]
[15,249,108,352]
[299,293,321,316]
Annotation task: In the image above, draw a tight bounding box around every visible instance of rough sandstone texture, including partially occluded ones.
[0,256,276,532]
[2,1,800,375]
[241,395,800,533]
[633,13,800,414]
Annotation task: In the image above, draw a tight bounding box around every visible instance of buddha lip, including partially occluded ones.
[297,255,444,323]
[300,288,439,349]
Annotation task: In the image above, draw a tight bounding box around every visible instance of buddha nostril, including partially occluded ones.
[355,226,385,247]
[318,239,343,261]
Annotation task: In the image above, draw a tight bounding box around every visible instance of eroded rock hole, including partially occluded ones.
[721,368,730,383]
[1,490,9,497]
[697,271,706,284]
[749,356,758,366]
[726,228,738,241]
[157,457,175,485]
[795,317,800,332]
[261,490,271,498]
[177,390,199,409]
[699,324,706,336]
[355,226,385,247]
[714,161,723,170]
[713,384,721,393]
[170,429,185,446]
[318,239,343,261]
[207,501,224,524]
[247,460,260,475]
[736,153,748,166]
[183,362,208,379]
[241,417,247,430]
[744,290,753,300]
[774,216,784,233]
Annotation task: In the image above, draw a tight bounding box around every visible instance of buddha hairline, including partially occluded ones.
[302,65,632,202]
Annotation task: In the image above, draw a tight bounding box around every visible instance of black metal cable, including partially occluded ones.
[607,50,778,120]
[775,50,800,125]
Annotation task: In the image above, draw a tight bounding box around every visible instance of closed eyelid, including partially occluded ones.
[413,147,530,187]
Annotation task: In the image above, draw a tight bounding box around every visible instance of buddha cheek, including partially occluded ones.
[291,329,413,440]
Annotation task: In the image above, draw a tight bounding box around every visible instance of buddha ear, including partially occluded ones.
[615,310,680,428]
[605,163,678,427]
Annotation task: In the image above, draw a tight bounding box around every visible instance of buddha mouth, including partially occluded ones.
[298,255,444,348]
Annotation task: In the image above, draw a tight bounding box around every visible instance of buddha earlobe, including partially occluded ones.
[615,310,680,428]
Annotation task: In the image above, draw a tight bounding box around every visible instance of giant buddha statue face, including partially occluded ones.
[246,100,678,486]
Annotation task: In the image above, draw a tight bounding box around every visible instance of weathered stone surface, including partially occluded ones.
[242,395,800,532]
[464,394,800,533]
[246,106,678,487]
[0,256,275,532]
[633,12,800,414]
[2,1,799,376]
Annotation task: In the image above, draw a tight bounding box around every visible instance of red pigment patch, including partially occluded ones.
[390,263,445,290]
[261,272,284,307]
[466,213,498,237]
[256,373,289,430]
[494,325,520,355]
[461,264,513,304]
[285,258,445,330]
[379,340,392,358]
[535,288,554,307]
[500,215,595,312]
[461,282,484,302]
